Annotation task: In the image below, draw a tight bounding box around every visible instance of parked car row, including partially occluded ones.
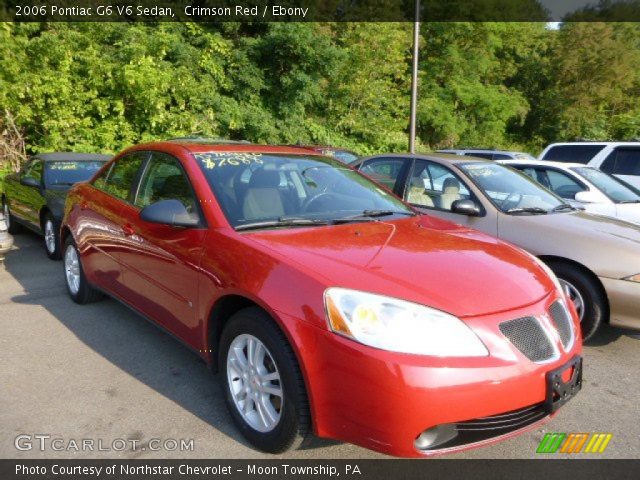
[4,137,636,458]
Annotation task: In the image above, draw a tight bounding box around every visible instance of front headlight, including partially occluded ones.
[623,274,640,283]
[324,288,488,357]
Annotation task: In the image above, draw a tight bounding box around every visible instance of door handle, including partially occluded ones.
[122,224,135,236]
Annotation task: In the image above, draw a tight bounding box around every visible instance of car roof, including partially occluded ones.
[135,141,325,156]
[357,152,491,166]
[34,152,112,162]
[500,159,587,169]
[438,149,527,155]
[544,141,640,147]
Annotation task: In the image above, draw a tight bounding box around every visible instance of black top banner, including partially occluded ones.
[3,0,640,22]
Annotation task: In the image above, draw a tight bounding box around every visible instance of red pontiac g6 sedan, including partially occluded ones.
[61,140,582,457]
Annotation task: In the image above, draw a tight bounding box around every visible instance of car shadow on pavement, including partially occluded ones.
[4,233,339,454]
[585,323,640,347]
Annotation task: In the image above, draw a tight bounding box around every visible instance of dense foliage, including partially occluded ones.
[1,20,640,169]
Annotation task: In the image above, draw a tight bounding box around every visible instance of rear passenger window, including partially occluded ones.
[406,160,472,211]
[95,152,146,202]
[603,148,640,176]
[541,145,605,163]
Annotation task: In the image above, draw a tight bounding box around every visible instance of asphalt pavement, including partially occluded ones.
[2,234,639,459]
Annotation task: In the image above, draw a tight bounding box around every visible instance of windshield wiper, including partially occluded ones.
[550,204,576,212]
[618,199,640,204]
[333,209,415,223]
[506,207,549,215]
[236,217,332,231]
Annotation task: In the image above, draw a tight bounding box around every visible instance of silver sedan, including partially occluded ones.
[354,153,640,340]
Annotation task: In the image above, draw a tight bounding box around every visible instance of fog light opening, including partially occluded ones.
[414,424,458,451]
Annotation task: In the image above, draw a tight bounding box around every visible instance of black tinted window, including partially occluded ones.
[541,145,605,163]
[97,153,146,202]
[608,148,640,176]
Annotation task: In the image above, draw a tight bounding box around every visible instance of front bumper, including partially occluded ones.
[600,277,640,330]
[282,293,582,457]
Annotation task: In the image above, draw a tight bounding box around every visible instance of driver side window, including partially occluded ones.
[134,153,198,215]
[406,160,471,212]
[23,160,43,183]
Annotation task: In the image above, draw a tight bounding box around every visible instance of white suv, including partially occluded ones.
[538,142,640,189]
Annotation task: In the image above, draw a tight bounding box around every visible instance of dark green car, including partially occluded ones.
[2,153,110,259]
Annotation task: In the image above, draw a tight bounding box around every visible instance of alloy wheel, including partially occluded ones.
[64,245,81,295]
[45,220,56,254]
[226,334,283,433]
[560,279,585,321]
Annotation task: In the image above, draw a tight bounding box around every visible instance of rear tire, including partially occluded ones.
[63,236,103,304]
[547,261,606,342]
[3,199,22,234]
[43,212,62,260]
[219,307,310,453]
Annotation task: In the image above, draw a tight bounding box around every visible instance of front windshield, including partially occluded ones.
[194,152,412,228]
[45,161,107,187]
[459,162,565,213]
[572,167,640,203]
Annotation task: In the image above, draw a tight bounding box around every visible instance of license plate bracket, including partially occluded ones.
[545,355,582,414]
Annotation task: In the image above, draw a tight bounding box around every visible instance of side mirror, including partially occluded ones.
[21,176,40,188]
[140,199,200,228]
[451,199,482,216]
[574,190,600,204]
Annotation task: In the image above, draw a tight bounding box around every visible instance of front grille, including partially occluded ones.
[417,403,548,451]
[499,316,556,363]
[549,300,574,350]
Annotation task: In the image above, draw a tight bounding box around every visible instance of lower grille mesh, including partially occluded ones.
[419,403,548,451]
[499,316,555,362]
[549,300,574,349]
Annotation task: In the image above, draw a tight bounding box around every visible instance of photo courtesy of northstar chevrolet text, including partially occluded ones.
[1,0,640,478]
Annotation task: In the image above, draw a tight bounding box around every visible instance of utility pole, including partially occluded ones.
[409,0,420,154]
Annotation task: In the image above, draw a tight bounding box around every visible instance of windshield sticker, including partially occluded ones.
[195,152,263,169]
[48,162,80,170]
[464,164,495,177]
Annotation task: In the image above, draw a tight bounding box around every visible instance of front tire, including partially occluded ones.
[63,236,103,304]
[220,307,310,453]
[548,261,606,342]
[43,212,62,260]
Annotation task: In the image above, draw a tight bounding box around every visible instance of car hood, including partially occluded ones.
[500,210,640,278]
[244,215,554,318]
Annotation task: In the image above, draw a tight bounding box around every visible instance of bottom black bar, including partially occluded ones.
[2,459,640,480]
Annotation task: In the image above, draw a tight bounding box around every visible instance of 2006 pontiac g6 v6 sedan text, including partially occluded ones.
[60,140,582,457]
